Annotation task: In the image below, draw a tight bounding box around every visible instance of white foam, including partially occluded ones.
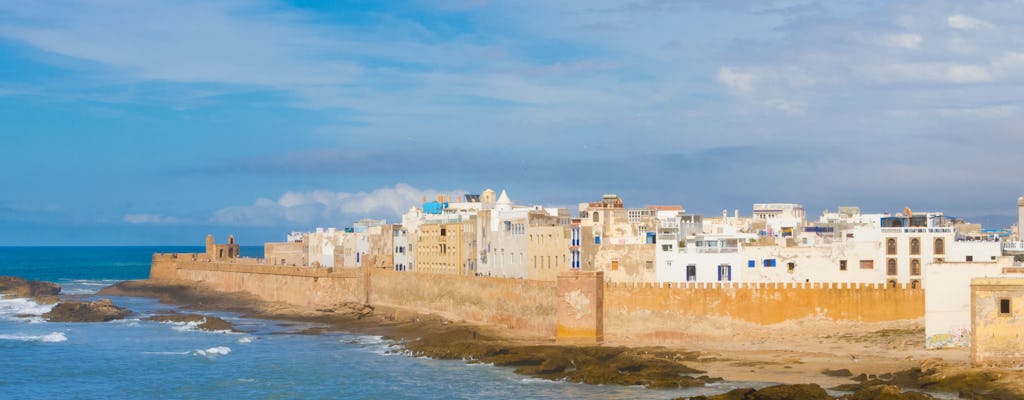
[0,297,56,321]
[237,337,253,344]
[520,378,559,384]
[58,279,120,295]
[193,346,231,358]
[169,320,203,332]
[142,351,191,355]
[0,332,67,343]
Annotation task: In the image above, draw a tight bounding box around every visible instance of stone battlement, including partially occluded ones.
[150,254,924,343]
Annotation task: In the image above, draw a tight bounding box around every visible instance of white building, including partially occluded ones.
[656,207,1002,286]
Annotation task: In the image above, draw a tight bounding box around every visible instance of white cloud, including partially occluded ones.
[881,33,922,49]
[764,99,807,115]
[211,183,461,227]
[856,63,993,84]
[947,14,995,30]
[935,105,1016,119]
[123,213,185,224]
[716,67,755,93]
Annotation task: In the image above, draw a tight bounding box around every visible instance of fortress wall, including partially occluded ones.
[152,254,364,307]
[603,281,924,343]
[151,255,923,341]
[367,268,558,337]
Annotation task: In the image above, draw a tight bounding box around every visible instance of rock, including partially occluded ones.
[317,302,374,319]
[823,368,854,377]
[144,314,237,332]
[0,276,61,303]
[43,299,131,322]
[843,384,934,400]
[749,384,832,400]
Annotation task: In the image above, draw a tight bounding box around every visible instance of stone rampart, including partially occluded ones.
[150,254,924,342]
[604,281,924,342]
[368,268,557,337]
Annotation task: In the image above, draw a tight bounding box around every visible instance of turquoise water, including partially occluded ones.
[0,247,754,399]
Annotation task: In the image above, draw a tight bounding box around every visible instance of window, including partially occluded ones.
[440,228,447,236]
[611,260,619,270]
[717,264,732,281]
[860,260,874,269]
[840,260,848,271]
[686,265,697,281]
[910,259,921,276]
[910,238,920,255]
[594,236,601,244]
[886,238,897,255]
[966,255,974,262]
[645,260,654,270]
[911,279,920,289]
[763,259,776,267]
[748,260,756,268]
[787,262,796,272]
[1000,299,1011,315]
[593,212,600,223]
[934,238,945,255]
[662,244,672,251]
[888,279,898,288]
[886,258,897,276]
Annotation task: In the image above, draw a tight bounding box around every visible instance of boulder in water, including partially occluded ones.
[144,314,237,332]
[43,299,131,322]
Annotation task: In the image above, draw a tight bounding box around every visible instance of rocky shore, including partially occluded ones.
[95,279,1024,399]
[0,276,61,304]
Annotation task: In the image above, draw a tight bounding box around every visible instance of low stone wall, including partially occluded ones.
[604,281,924,342]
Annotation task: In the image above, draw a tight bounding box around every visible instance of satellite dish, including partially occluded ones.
[904,207,912,216]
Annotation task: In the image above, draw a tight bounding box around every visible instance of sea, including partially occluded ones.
[0,246,763,400]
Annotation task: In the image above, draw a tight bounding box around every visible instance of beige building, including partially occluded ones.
[415,215,477,275]
[264,237,307,266]
[577,195,660,282]
[971,277,1024,367]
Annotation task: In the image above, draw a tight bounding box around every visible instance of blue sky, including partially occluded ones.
[1,0,1022,245]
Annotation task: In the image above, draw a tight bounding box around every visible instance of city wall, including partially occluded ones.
[604,281,924,343]
[151,254,924,342]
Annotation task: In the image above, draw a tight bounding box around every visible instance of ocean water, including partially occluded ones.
[0,247,757,399]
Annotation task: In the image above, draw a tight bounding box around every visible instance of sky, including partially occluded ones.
[1,0,1023,245]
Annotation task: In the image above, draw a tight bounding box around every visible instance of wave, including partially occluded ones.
[237,337,253,344]
[0,297,57,321]
[142,351,191,355]
[0,332,67,343]
[193,346,232,358]
[57,279,121,295]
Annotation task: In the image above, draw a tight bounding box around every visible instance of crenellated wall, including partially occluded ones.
[603,281,924,342]
[150,254,924,342]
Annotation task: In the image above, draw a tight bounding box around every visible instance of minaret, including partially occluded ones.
[205,234,215,258]
[481,189,496,209]
[1017,196,1024,240]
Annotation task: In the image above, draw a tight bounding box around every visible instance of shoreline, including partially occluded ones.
[95,279,1024,399]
